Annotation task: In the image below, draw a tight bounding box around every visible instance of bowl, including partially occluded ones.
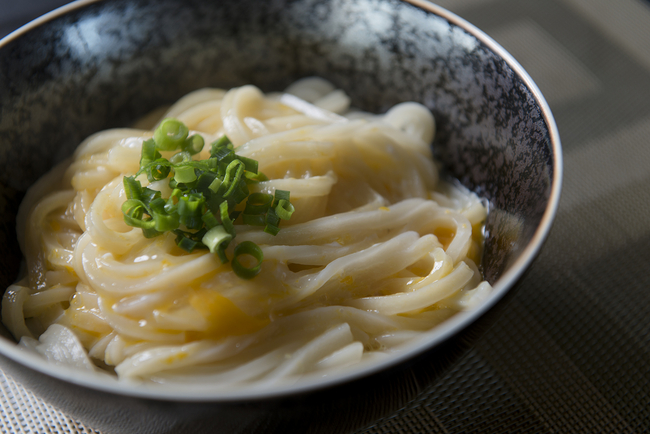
[0,0,562,433]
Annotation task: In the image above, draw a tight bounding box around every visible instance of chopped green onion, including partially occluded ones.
[208,177,222,194]
[275,199,295,220]
[170,151,192,164]
[236,155,259,174]
[202,210,220,229]
[153,213,180,232]
[274,189,291,203]
[141,187,161,204]
[176,235,200,252]
[173,228,207,253]
[264,225,280,236]
[204,157,218,170]
[231,241,263,279]
[140,139,160,166]
[123,176,142,200]
[183,134,205,155]
[265,206,280,227]
[242,214,266,226]
[195,171,218,193]
[213,146,235,164]
[216,248,229,264]
[202,225,232,260]
[174,166,197,184]
[141,227,163,239]
[222,160,245,198]
[148,160,172,182]
[149,198,179,232]
[167,188,183,205]
[244,171,269,183]
[205,194,225,216]
[211,136,233,155]
[122,120,294,280]
[230,180,250,204]
[177,194,204,230]
[264,207,281,236]
[121,199,154,229]
[244,192,273,215]
[219,200,235,234]
[154,118,189,151]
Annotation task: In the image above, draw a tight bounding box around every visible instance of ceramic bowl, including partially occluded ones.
[0,0,561,432]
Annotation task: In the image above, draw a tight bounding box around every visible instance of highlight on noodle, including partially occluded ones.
[2,78,492,388]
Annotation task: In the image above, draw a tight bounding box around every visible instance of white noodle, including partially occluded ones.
[2,79,492,387]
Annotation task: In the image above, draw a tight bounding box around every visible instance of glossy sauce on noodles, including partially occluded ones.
[2,78,492,387]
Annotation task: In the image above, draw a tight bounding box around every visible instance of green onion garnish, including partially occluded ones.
[202,210,220,229]
[121,119,293,279]
[154,118,189,151]
[264,207,281,236]
[275,199,295,221]
[202,225,232,256]
[182,134,205,155]
[244,192,273,215]
[231,241,264,280]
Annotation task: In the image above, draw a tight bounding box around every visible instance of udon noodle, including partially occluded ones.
[2,78,492,387]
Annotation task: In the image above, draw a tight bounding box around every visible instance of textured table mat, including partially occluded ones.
[2,0,650,432]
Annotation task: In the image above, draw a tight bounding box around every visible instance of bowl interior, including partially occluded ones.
[0,0,560,400]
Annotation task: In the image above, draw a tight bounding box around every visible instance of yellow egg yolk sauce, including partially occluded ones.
[186,288,269,342]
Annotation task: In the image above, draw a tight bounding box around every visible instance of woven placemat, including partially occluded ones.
[0,370,98,434]
[2,0,650,432]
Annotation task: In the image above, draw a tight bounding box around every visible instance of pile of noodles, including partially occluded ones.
[2,78,492,387]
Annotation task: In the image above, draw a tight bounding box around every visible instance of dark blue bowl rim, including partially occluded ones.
[0,0,562,402]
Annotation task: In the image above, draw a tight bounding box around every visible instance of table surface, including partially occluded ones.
[2,0,650,433]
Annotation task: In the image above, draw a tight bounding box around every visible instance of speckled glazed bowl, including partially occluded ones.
[0,0,561,433]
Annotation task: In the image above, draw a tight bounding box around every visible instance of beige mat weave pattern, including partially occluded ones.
[0,371,98,434]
